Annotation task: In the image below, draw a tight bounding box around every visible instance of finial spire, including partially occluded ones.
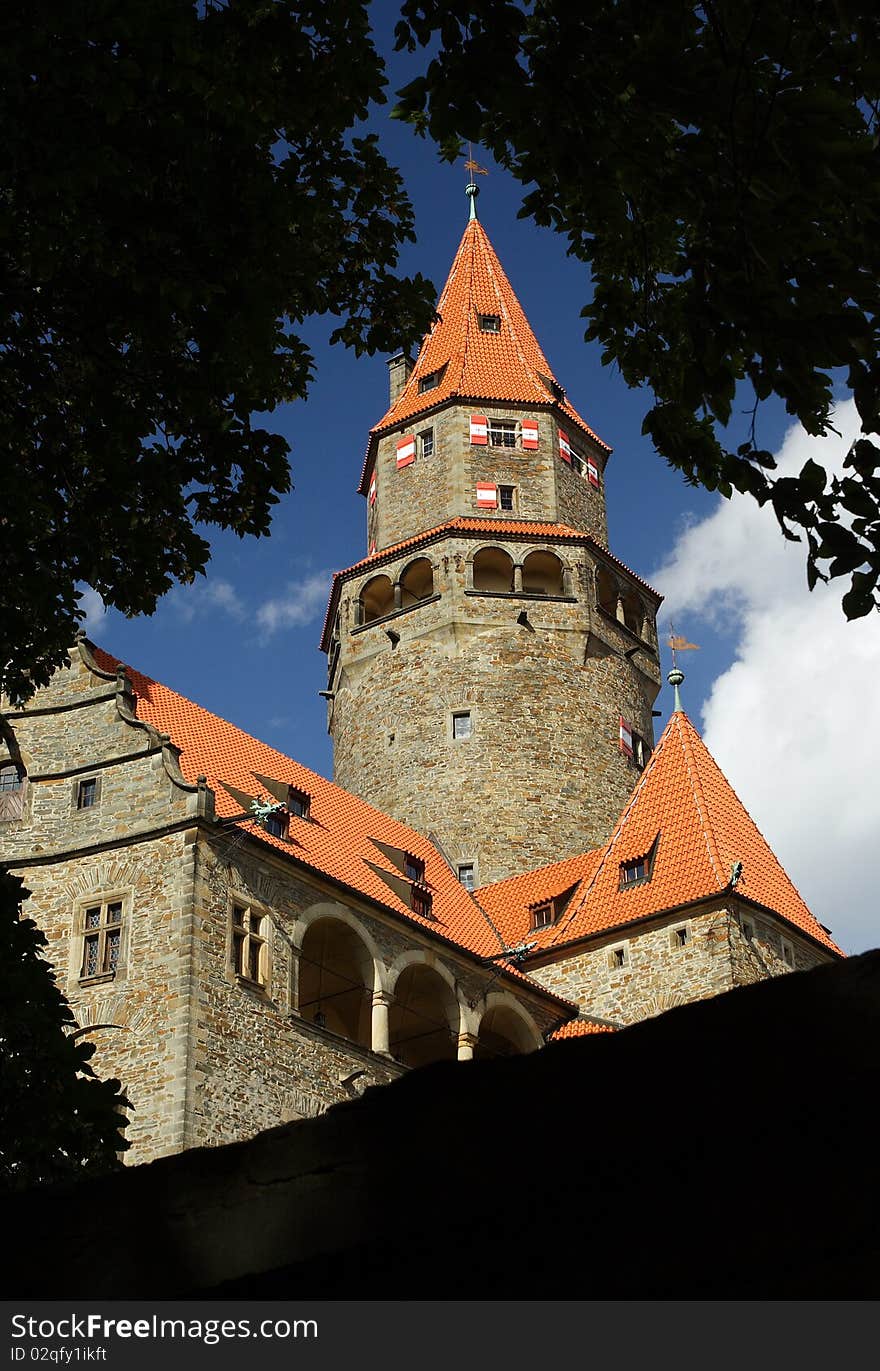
[668,666,685,713]
[466,181,480,220]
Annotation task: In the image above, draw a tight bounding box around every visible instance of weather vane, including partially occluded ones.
[667,623,700,669]
[464,142,489,182]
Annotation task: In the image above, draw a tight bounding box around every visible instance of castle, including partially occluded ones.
[0,189,841,1164]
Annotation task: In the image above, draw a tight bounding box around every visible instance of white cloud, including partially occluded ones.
[172,577,245,623]
[256,572,331,636]
[652,400,880,954]
[78,587,108,633]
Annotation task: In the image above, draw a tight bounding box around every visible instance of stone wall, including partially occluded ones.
[368,402,608,553]
[331,530,660,884]
[530,901,834,1025]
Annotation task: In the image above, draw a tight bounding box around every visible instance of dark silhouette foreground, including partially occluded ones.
[5,951,878,1298]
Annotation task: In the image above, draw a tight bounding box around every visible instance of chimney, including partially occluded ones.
[387,353,414,406]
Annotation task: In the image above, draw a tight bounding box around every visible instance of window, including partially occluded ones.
[0,762,25,821]
[0,764,22,792]
[608,945,629,970]
[452,711,472,740]
[489,418,517,448]
[418,368,442,393]
[633,733,652,771]
[478,313,501,332]
[77,777,99,810]
[232,902,268,986]
[498,485,515,511]
[264,808,288,839]
[531,901,555,930]
[741,917,755,942]
[458,864,475,892]
[781,938,794,967]
[621,856,650,887]
[288,788,311,820]
[411,886,433,918]
[80,899,123,981]
[419,427,434,458]
[671,925,691,950]
[404,854,425,883]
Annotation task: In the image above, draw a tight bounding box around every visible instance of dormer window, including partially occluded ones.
[404,854,425,883]
[264,808,289,840]
[411,886,433,918]
[531,900,556,929]
[418,368,442,393]
[478,313,501,333]
[288,788,311,820]
[620,837,658,889]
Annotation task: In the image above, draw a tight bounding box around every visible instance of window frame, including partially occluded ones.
[457,863,476,892]
[607,943,630,971]
[77,893,128,985]
[498,485,516,512]
[73,775,102,812]
[530,900,556,930]
[230,899,270,989]
[452,710,473,740]
[419,427,434,459]
[478,313,502,333]
[488,418,518,449]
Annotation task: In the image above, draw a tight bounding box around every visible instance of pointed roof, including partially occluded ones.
[477,711,842,958]
[85,644,575,1014]
[362,213,608,482]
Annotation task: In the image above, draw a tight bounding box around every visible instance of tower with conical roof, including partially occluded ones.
[322,187,663,886]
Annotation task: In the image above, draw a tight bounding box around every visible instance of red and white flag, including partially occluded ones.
[470,414,488,445]
[396,434,415,468]
[368,472,377,505]
[476,483,498,508]
[587,458,600,488]
[619,717,633,757]
[522,419,539,450]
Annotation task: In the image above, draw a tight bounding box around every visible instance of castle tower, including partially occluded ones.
[321,188,662,886]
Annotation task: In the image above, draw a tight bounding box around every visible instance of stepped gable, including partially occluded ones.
[358,214,608,492]
[478,710,842,957]
[88,645,574,1009]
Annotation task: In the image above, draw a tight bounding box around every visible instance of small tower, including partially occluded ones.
[322,187,662,885]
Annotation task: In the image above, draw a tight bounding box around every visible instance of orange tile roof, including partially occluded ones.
[358,215,608,491]
[478,711,842,959]
[88,644,574,1012]
[319,516,662,651]
[550,1019,615,1039]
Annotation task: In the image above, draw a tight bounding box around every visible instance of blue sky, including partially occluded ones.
[84,13,879,954]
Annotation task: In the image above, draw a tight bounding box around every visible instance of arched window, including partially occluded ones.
[360,574,395,625]
[0,761,25,822]
[474,1004,539,1061]
[472,547,514,593]
[596,566,618,618]
[621,591,644,638]
[522,549,564,596]
[389,964,459,1068]
[299,918,373,1048]
[400,557,434,607]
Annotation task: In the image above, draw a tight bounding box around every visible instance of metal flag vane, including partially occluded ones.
[464,143,489,220]
[666,622,700,711]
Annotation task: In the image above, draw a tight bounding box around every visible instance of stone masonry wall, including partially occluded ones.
[332,532,660,884]
[530,902,834,1025]
[368,403,608,554]
[187,832,559,1147]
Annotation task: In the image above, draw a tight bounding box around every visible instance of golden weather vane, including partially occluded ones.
[666,623,700,669]
[464,142,489,181]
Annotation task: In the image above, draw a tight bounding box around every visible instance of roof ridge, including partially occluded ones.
[674,713,727,890]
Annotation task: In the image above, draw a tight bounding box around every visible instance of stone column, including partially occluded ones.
[513,564,524,594]
[371,990,393,1055]
[457,1031,479,1061]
